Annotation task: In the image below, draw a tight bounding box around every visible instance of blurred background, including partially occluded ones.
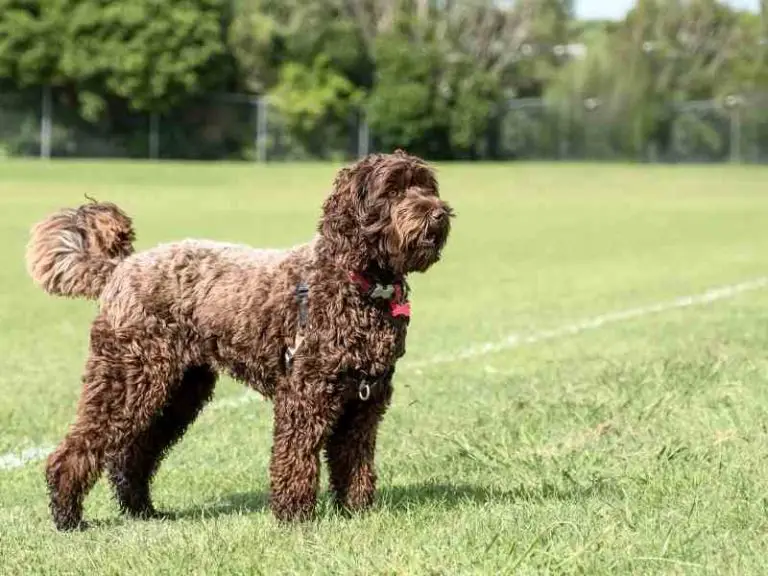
[0,0,765,163]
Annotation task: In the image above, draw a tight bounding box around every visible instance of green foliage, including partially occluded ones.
[0,0,61,86]
[271,54,363,159]
[367,31,451,158]
[230,0,371,158]
[0,87,42,155]
[448,68,499,155]
[228,0,282,93]
[1,0,766,160]
[515,0,572,97]
[0,0,232,118]
[367,15,507,159]
[545,0,766,161]
[59,0,232,114]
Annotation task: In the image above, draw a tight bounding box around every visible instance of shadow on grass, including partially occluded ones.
[377,479,620,511]
[168,491,271,520]
[86,492,271,529]
[135,477,620,524]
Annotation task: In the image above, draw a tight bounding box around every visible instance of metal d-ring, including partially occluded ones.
[358,382,371,401]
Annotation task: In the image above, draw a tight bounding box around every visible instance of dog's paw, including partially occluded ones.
[54,518,89,533]
[270,498,316,523]
[123,504,168,521]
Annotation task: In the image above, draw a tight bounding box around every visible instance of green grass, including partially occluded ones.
[2,160,768,574]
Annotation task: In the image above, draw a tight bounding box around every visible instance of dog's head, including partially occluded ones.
[320,150,453,275]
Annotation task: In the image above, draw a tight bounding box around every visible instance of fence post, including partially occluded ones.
[256,96,268,163]
[40,85,52,159]
[558,101,569,160]
[149,112,160,160]
[729,102,742,164]
[357,109,369,158]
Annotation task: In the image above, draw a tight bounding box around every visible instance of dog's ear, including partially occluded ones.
[332,167,352,189]
[334,165,370,198]
[336,162,378,210]
[321,164,368,236]
[319,164,373,270]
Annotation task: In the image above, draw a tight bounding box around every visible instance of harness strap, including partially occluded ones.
[296,281,309,328]
[285,280,309,370]
[284,277,392,402]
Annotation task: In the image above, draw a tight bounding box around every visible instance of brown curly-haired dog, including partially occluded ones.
[26,151,453,531]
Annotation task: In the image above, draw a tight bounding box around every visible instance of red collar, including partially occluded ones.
[348,271,411,318]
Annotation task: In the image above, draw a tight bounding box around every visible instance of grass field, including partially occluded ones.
[2,160,768,574]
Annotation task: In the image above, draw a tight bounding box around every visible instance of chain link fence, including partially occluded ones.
[2,87,768,163]
[0,88,42,158]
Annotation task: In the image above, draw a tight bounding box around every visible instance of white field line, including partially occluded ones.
[406,276,768,369]
[0,394,266,472]
[2,276,766,473]
[0,445,56,472]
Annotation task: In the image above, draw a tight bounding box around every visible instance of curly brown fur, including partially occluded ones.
[27,150,453,531]
[26,201,135,299]
[106,365,217,519]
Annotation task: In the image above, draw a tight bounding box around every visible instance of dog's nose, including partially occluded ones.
[430,206,449,222]
[430,204,454,224]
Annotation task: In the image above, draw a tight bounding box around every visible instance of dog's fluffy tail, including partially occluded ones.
[26,201,135,299]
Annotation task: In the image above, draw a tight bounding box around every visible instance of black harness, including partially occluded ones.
[284,279,389,401]
[284,281,309,371]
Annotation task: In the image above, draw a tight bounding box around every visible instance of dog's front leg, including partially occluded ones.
[325,378,393,513]
[269,380,341,522]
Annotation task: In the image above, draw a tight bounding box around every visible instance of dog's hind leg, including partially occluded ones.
[106,365,217,519]
[46,318,181,531]
[325,378,393,513]
[46,346,126,531]
[45,392,111,532]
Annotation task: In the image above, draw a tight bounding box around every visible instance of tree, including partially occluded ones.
[366,27,452,158]
[0,0,62,86]
[0,0,233,120]
[546,0,754,160]
[61,0,233,118]
[229,0,371,158]
[270,54,364,159]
